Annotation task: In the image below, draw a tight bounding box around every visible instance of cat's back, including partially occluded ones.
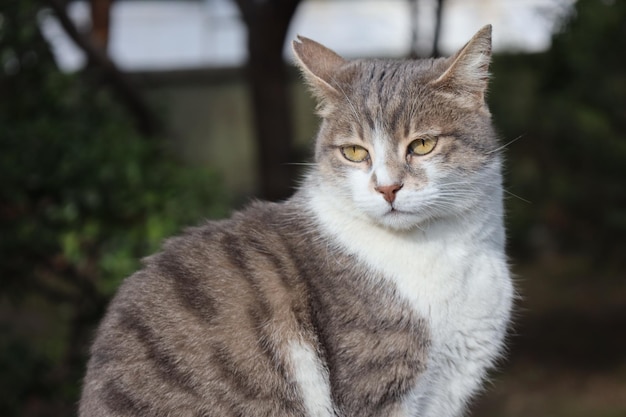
[79,200,318,417]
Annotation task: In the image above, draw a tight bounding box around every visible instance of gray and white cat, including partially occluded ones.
[80,25,513,417]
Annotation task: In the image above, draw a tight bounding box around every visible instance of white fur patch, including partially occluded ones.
[288,341,336,417]
[371,131,395,186]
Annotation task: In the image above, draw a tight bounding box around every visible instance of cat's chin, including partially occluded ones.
[373,209,426,231]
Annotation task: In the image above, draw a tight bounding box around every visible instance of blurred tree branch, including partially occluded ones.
[409,0,445,58]
[44,0,159,136]
[233,0,301,201]
[432,0,445,57]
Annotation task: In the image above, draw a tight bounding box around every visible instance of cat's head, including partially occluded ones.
[293,26,502,231]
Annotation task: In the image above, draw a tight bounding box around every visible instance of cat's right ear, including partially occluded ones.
[292,36,347,111]
[430,25,493,108]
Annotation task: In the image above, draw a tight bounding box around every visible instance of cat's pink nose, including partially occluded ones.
[375,183,403,203]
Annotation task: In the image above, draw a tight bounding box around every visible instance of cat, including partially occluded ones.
[79,25,513,417]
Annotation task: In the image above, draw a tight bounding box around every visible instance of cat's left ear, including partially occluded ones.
[431,25,492,106]
[292,36,348,113]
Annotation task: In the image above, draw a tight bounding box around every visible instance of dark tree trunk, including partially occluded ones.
[90,0,112,51]
[432,0,445,57]
[234,0,301,201]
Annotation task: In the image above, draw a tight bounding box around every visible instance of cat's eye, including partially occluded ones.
[408,136,438,156]
[341,145,370,162]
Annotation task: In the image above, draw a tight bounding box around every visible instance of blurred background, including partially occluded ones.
[1,0,625,416]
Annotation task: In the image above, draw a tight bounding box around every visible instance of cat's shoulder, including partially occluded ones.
[153,199,299,255]
[137,198,314,281]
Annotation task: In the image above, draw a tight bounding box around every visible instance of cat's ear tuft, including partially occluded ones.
[292,36,347,106]
[431,25,492,105]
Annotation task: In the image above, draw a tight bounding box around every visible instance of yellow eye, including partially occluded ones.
[408,136,438,156]
[341,145,369,162]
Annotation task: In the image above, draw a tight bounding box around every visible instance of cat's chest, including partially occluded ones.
[375,235,510,367]
[342,228,498,335]
[319,220,501,322]
[315,218,510,414]
[306,193,511,361]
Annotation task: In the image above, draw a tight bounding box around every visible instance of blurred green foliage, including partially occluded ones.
[490,0,626,266]
[0,1,228,416]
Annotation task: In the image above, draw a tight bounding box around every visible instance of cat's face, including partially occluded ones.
[294,26,501,231]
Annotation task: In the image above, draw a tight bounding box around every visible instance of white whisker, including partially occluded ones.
[486,134,525,155]
[503,189,531,204]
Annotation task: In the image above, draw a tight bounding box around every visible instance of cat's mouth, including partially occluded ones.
[387,203,407,213]
[386,206,408,215]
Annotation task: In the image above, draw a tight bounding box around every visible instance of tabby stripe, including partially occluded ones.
[211,342,267,400]
[211,342,307,416]
[377,70,387,105]
[220,232,287,373]
[221,232,273,318]
[102,380,152,416]
[121,307,199,395]
[247,302,289,378]
[362,104,376,131]
[274,231,318,335]
[387,105,405,139]
[157,253,218,324]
